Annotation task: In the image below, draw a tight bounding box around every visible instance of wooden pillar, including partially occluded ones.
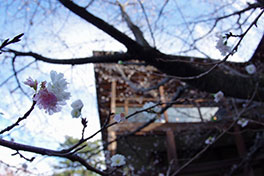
[233,125,254,176]
[108,131,117,155]
[124,99,129,116]
[108,80,117,155]
[166,129,179,169]
[159,86,169,122]
[159,86,179,169]
[111,80,116,114]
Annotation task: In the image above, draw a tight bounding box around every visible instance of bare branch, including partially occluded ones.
[170,81,259,176]
[0,101,36,135]
[6,49,133,64]
[11,56,30,97]
[0,60,35,88]
[117,1,150,47]
[0,33,24,52]
[0,138,107,175]
[58,0,144,53]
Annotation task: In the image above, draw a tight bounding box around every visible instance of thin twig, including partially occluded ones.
[137,0,156,47]
[170,82,259,176]
[0,101,36,134]
[158,10,264,81]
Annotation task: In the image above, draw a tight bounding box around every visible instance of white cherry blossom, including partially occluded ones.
[205,136,215,145]
[111,154,126,167]
[47,71,70,103]
[245,64,256,74]
[215,35,232,56]
[237,118,249,128]
[214,91,224,103]
[71,99,84,110]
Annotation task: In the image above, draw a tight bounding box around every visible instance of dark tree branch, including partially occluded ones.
[192,2,261,42]
[60,88,185,157]
[0,138,107,175]
[5,45,264,102]
[153,53,264,102]
[99,86,186,156]
[3,9,264,103]
[58,0,145,53]
[136,0,156,46]
[6,49,133,64]
[0,60,35,88]
[117,1,150,47]
[12,151,35,162]
[0,33,24,52]
[154,0,169,27]
[170,82,258,176]
[11,56,30,97]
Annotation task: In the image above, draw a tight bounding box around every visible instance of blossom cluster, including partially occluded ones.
[111,154,126,167]
[71,99,84,118]
[237,118,249,128]
[24,71,70,115]
[245,64,256,75]
[215,35,232,56]
[214,91,224,103]
[205,136,215,145]
[113,113,126,123]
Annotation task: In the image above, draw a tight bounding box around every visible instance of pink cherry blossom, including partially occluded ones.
[24,77,38,90]
[113,113,126,123]
[26,71,70,115]
[33,88,61,115]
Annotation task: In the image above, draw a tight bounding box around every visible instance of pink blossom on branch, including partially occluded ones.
[24,77,38,90]
[113,113,125,123]
[25,70,71,115]
[47,71,71,102]
[215,35,232,56]
[33,88,61,115]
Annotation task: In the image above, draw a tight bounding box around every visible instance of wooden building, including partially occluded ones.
[94,51,264,176]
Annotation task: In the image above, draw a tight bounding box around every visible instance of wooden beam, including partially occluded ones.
[159,86,179,169]
[108,130,117,156]
[159,86,169,122]
[112,122,230,134]
[109,80,117,157]
[111,80,117,114]
[115,97,216,106]
[124,99,129,115]
[116,102,217,108]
